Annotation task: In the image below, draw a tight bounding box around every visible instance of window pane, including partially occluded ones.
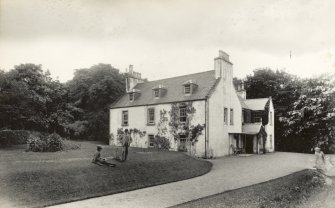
[180,107,187,122]
[224,108,228,124]
[122,111,128,125]
[154,89,159,97]
[148,108,155,124]
[149,135,155,147]
[184,85,191,94]
[230,109,234,125]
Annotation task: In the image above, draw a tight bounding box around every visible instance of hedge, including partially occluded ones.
[0,130,30,146]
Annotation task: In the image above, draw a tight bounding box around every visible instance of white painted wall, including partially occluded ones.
[208,58,243,157]
[109,100,206,156]
[265,98,275,152]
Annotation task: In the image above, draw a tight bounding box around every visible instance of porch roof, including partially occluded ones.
[242,123,262,134]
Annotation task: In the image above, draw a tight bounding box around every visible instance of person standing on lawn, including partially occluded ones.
[122,129,132,161]
[314,147,325,170]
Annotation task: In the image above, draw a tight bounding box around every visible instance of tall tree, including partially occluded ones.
[281,74,335,153]
[67,63,125,142]
[0,64,78,136]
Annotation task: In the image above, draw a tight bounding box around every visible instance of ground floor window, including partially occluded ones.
[269,135,273,149]
[178,134,187,151]
[148,134,155,147]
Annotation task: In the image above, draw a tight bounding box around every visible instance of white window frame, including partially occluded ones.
[230,108,234,125]
[148,134,155,147]
[129,93,134,102]
[224,107,228,125]
[147,108,155,125]
[179,106,187,123]
[184,84,191,94]
[154,89,159,98]
[122,110,128,126]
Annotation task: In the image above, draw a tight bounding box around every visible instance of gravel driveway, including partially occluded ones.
[49,152,314,208]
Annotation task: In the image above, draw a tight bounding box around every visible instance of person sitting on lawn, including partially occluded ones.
[92,145,116,167]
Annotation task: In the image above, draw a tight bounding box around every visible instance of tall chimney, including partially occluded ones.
[214,50,233,79]
[125,65,144,92]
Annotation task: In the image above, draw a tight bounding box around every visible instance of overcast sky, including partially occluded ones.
[1,0,335,82]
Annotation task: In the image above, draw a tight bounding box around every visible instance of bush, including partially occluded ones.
[154,135,171,150]
[0,130,30,146]
[27,132,79,152]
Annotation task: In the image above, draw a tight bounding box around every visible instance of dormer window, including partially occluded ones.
[128,89,141,102]
[184,84,191,94]
[129,93,134,101]
[154,89,159,98]
[152,84,166,99]
[182,80,197,95]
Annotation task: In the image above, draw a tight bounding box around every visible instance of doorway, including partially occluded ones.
[245,135,254,154]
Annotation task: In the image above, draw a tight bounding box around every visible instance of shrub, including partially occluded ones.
[27,132,79,152]
[154,135,170,150]
[0,130,30,146]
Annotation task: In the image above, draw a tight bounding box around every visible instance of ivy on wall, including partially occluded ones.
[115,128,146,145]
[167,102,205,154]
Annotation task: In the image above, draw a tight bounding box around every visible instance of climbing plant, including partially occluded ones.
[157,109,169,137]
[168,102,205,155]
[116,128,146,144]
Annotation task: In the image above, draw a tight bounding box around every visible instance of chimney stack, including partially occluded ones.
[214,50,233,79]
[125,65,144,92]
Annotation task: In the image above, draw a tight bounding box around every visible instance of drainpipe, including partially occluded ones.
[205,99,209,159]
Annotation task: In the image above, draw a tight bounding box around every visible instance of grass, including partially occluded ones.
[0,141,212,208]
[172,169,331,208]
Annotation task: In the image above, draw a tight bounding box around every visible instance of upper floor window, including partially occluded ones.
[230,108,234,125]
[184,84,191,94]
[224,107,228,125]
[270,112,273,125]
[122,110,128,126]
[154,89,159,98]
[253,111,262,122]
[147,108,155,125]
[129,93,134,101]
[179,106,187,123]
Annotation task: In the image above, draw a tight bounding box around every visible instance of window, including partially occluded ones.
[224,107,228,125]
[184,84,191,94]
[269,135,273,148]
[129,93,134,101]
[270,112,273,125]
[148,134,155,147]
[154,89,159,98]
[122,111,128,126]
[253,111,262,122]
[230,108,234,125]
[147,108,155,125]
[179,106,187,123]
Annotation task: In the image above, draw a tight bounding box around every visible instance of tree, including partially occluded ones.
[281,74,335,153]
[0,64,79,137]
[67,63,125,142]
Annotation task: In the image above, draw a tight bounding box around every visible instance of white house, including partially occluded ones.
[109,50,275,157]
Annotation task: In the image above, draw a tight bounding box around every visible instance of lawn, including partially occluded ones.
[172,169,333,208]
[0,141,212,208]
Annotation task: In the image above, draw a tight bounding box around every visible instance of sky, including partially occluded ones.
[0,0,335,82]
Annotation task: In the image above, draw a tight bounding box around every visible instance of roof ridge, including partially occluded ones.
[138,70,214,84]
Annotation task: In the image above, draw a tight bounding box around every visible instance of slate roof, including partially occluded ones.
[242,123,262,134]
[110,70,218,109]
[238,97,269,111]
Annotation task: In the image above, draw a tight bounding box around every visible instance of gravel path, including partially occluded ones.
[49,152,314,208]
